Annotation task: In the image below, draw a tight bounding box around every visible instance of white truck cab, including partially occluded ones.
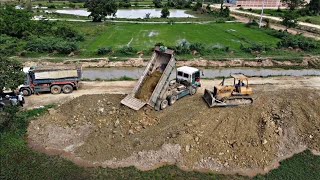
[176,66,201,87]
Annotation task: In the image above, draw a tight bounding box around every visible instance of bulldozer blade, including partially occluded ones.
[202,89,217,108]
[203,89,253,108]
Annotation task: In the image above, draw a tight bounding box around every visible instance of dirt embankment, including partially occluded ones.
[22,56,320,69]
[28,88,320,176]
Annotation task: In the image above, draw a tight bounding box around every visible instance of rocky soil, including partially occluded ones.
[27,87,320,176]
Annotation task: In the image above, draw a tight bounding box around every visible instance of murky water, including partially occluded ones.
[47,9,194,18]
[82,67,320,80]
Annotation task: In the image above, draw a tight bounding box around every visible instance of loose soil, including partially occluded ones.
[28,86,320,176]
[135,71,162,101]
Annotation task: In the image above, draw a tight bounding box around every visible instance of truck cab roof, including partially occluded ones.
[177,66,199,75]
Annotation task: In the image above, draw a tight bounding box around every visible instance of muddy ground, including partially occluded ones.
[27,80,320,176]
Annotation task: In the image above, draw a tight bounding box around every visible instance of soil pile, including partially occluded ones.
[135,71,162,101]
[28,88,320,175]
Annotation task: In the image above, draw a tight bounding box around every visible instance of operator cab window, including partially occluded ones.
[183,73,189,78]
[177,71,183,76]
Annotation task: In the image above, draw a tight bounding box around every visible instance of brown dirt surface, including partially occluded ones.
[135,71,162,101]
[27,87,320,175]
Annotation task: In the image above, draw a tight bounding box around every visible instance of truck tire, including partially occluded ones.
[21,88,31,96]
[51,85,61,94]
[168,95,177,105]
[62,85,73,94]
[190,87,197,95]
[160,100,169,110]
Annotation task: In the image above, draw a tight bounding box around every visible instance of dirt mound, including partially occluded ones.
[27,88,320,175]
[135,71,162,101]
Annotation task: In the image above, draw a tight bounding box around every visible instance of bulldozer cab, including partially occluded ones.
[231,74,252,95]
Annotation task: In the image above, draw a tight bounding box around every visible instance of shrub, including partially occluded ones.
[192,1,202,11]
[118,46,137,55]
[246,19,259,27]
[97,47,112,55]
[277,36,318,51]
[26,37,78,54]
[240,43,271,53]
[48,4,56,9]
[175,40,190,55]
[68,3,76,8]
[53,25,84,41]
[190,43,205,54]
[155,42,164,47]
[161,7,170,18]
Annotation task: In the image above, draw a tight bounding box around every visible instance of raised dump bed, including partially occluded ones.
[121,47,175,110]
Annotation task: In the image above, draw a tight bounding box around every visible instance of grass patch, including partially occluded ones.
[78,22,280,53]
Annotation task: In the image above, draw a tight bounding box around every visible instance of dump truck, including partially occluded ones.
[203,74,253,107]
[121,46,201,111]
[19,66,82,96]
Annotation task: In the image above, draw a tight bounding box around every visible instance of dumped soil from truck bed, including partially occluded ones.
[28,88,320,175]
[135,71,162,101]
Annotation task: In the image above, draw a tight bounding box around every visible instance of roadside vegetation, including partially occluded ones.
[241,0,320,25]
[1,104,319,179]
[1,5,319,61]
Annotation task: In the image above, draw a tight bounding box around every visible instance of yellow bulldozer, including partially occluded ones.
[203,74,253,107]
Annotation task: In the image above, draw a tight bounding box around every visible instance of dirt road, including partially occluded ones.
[25,76,320,109]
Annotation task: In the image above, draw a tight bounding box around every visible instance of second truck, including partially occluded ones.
[19,66,82,96]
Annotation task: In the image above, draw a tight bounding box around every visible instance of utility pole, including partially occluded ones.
[259,0,266,28]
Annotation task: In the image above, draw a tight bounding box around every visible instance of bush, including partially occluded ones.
[220,7,230,17]
[245,19,259,27]
[155,42,164,47]
[190,43,205,54]
[161,7,170,18]
[48,4,56,9]
[68,3,76,8]
[277,36,318,51]
[0,35,20,56]
[240,43,271,53]
[118,46,137,55]
[26,37,78,54]
[97,47,112,55]
[175,40,190,55]
[192,1,202,11]
[53,25,84,41]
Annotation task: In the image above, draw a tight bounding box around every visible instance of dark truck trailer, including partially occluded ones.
[19,66,82,96]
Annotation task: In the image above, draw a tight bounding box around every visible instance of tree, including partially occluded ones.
[0,57,25,94]
[153,0,162,8]
[308,0,320,15]
[281,0,306,10]
[192,1,202,11]
[161,7,170,18]
[0,6,33,38]
[282,11,298,29]
[85,0,118,22]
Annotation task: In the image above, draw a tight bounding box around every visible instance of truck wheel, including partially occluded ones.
[21,88,31,96]
[51,85,61,94]
[160,100,169,110]
[190,87,197,95]
[168,95,177,105]
[62,85,73,94]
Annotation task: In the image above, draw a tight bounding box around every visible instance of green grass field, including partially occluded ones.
[78,22,280,52]
[1,107,320,179]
